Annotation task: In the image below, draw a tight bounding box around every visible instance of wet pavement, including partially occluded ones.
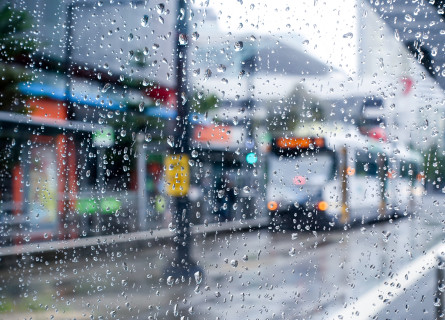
[0,193,444,319]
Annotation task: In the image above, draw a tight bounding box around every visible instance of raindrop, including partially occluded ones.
[194,271,203,284]
[120,129,126,137]
[101,83,111,93]
[141,15,149,27]
[145,133,152,142]
[405,14,413,22]
[128,33,134,42]
[382,231,391,242]
[243,186,251,193]
[289,247,296,256]
[432,47,438,57]
[234,41,243,51]
[193,68,200,77]
[230,260,238,267]
[167,135,174,147]
[167,276,174,286]
[156,3,165,14]
[395,29,400,41]
[191,150,198,158]
[204,69,212,80]
[342,32,353,39]
[139,102,145,112]
[179,34,188,45]
[217,64,226,73]
[192,31,199,41]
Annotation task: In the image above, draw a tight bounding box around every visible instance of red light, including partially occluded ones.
[293,176,306,185]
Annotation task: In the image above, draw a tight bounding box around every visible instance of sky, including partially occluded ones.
[203,0,359,76]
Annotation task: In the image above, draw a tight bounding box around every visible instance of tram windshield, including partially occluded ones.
[269,152,335,187]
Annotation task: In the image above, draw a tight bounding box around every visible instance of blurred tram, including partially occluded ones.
[266,124,423,231]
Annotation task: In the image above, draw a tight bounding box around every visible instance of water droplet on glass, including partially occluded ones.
[194,271,203,284]
[342,32,353,39]
[405,14,413,22]
[243,186,251,193]
[138,102,145,112]
[289,247,296,256]
[217,64,226,73]
[234,41,243,51]
[191,150,198,158]
[141,15,149,27]
[179,34,188,45]
[230,260,238,267]
[101,83,111,93]
[167,276,174,286]
[167,135,174,147]
[191,31,199,41]
[394,29,400,41]
[193,68,200,77]
[204,69,212,80]
[145,133,152,142]
[156,3,165,14]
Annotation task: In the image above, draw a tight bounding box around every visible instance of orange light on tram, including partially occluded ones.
[346,166,355,176]
[276,137,325,149]
[276,137,310,148]
[267,201,278,211]
[317,201,329,211]
[313,137,325,148]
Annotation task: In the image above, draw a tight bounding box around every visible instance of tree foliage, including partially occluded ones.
[0,4,34,111]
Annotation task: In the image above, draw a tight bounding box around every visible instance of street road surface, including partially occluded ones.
[0,193,443,319]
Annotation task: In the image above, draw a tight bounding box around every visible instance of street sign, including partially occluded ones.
[93,127,114,148]
[165,154,190,197]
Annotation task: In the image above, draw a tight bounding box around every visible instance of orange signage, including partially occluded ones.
[276,137,324,149]
[194,125,230,143]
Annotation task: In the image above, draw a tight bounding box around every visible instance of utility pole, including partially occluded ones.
[164,0,201,279]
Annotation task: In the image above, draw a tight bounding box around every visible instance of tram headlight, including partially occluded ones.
[317,201,329,211]
[267,201,278,211]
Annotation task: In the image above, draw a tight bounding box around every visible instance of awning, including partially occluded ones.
[0,111,111,137]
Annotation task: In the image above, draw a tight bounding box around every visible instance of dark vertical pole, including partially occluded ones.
[166,0,201,278]
[244,54,256,217]
[340,146,349,224]
[63,3,75,237]
[377,153,387,217]
[64,3,74,121]
[437,256,445,320]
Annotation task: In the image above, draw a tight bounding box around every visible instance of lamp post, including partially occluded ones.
[163,0,201,279]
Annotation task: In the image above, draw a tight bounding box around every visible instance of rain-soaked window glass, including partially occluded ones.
[1,0,445,318]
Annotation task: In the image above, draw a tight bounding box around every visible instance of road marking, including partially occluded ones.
[333,241,443,319]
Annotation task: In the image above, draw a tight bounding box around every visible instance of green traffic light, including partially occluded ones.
[246,152,258,164]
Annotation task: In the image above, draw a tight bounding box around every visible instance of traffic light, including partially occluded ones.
[246,152,258,165]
